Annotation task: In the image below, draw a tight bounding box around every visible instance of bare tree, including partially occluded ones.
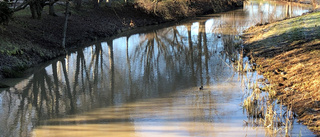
[74,0,82,10]
[106,0,112,7]
[93,0,98,8]
[49,0,57,16]
[62,0,70,48]
[12,0,59,19]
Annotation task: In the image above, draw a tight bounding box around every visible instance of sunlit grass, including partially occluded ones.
[246,11,320,49]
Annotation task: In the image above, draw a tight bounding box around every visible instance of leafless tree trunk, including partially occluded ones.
[74,0,82,10]
[154,0,158,14]
[98,0,104,6]
[93,0,99,8]
[28,0,44,19]
[29,2,37,19]
[107,40,115,105]
[62,0,70,49]
[49,0,57,16]
[106,0,112,7]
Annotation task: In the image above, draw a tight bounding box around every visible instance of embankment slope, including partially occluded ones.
[243,11,320,135]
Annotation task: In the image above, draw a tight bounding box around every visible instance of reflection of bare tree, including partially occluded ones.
[0,2,311,136]
[202,22,210,85]
[52,62,61,115]
[107,40,115,105]
[197,21,204,86]
[0,43,113,135]
[285,2,293,18]
[133,29,184,80]
[126,36,134,97]
[187,23,196,85]
[0,23,216,136]
[61,59,75,113]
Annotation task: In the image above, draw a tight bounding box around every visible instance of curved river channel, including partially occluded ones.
[0,1,317,136]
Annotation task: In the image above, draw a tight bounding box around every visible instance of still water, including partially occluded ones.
[0,1,315,137]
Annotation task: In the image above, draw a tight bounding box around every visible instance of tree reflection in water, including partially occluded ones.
[0,1,313,136]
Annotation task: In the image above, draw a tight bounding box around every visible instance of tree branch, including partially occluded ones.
[12,0,30,12]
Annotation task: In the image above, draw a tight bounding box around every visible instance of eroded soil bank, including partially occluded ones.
[0,1,242,81]
[242,11,320,135]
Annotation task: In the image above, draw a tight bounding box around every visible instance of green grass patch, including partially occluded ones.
[253,11,320,48]
[0,38,23,55]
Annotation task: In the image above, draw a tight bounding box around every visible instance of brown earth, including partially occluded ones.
[242,11,320,135]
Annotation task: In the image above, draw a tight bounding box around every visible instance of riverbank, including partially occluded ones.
[0,1,242,81]
[242,11,320,135]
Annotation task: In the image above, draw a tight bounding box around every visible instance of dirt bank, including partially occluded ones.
[242,11,320,135]
[0,1,242,82]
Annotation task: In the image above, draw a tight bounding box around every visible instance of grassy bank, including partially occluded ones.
[242,11,320,135]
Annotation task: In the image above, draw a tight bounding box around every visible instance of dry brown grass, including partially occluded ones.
[134,0,242,20]
[243,11,320,135]
[135,0,193,19]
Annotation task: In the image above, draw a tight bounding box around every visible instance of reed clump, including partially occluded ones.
[243,87,264,118]
[241,66,296,136]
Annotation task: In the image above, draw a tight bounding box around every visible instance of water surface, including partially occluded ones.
[0,1,315,137]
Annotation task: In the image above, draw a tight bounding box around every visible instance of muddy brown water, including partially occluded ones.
[0,1,316,137]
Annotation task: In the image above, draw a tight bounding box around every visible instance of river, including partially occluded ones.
[0,0,316,137]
